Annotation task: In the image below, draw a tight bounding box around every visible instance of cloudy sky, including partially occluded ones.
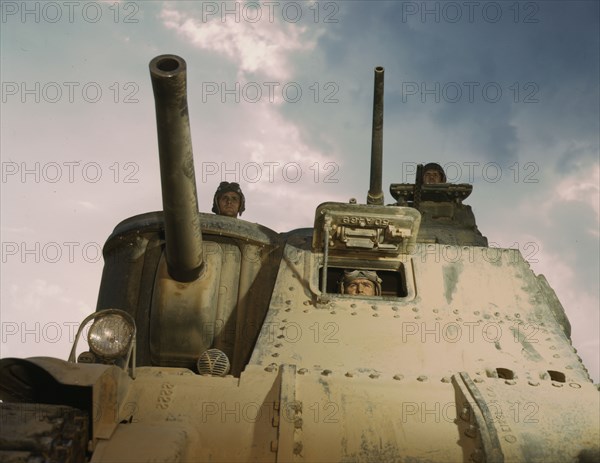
[1,1,598,382]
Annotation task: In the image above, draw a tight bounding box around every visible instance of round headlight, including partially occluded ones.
[88,313,134,359]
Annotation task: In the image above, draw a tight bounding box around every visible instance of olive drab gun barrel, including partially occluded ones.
[367,66,384,205]
[149,55,203,282]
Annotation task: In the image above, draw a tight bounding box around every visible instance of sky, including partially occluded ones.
[1,1,598,383]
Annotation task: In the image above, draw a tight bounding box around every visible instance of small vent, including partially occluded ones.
[496,368,515,380]
[197,349,230,377]
[548,370,566,383]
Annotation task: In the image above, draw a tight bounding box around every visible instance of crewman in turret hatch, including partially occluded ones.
[340,270,382,296]
[212,181,245,218]
[422,162,447,184]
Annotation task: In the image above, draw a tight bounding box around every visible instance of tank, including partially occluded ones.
[1,54,598,463]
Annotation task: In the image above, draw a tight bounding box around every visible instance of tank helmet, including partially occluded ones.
[422,162,447,182]
[339,269,382,295]
[212,181,245,216]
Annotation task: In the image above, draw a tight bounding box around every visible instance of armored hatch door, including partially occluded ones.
[312,202,421,257]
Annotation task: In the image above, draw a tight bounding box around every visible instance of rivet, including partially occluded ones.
[474,378,484,383]
[351,312,357,316]
[504,435,517,443]
[565,365,572,369]
[289,287,295,291]
[505,380,516,385]
[417,375,428,382]
[441,377,451,383]
[351,303,357,308]
[272,353,279,357]
[281,319,288,323]
[298,368,308,375]
[528,380,539,387]
[392,306,399,311]
[371,305,378,310]
[394,314,400,318]
[393,374,404,381]
[494,312,500,317]
[372,313,379,317]
[294,418,303,429]
[369,373,380,379]
[433,309,439,313]
[303,309,309,313]
[453,309,459,314]
[471,449,483,463]
[322,369,332,376]
[412,307,419,312]
[460,406,471,421]
[285,308,291,312]
[552,382,564,388]
[265,364,277,372]
[473,311,480,315]
[275,343,282,348]
[286,300,292,305]
[277,335,285,339]
[330,311,336,315]
[345,372,354,378]
[569,383,581,389]
[465,424,477,438]
[553,354,560,358]
[303,301,310,306]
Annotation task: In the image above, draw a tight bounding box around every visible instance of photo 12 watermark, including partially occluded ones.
[200,81,339,104]
[200,161,340,184]
[400,81,539,104]
[397,161,540,184]
[1,82,140,104]
[399,1,540,24]
[197,1,339,24]
[1,241,103,264]
[2,161,140,184]
[1,1,140,24]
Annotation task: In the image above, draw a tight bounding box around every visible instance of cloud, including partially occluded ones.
[160,5,319,80]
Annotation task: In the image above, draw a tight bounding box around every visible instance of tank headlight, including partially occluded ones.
[87,313,134,359]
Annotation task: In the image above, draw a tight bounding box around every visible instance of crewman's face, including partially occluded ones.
[423,169,443,184]
[345,278,376,296]
[218,192,241,217]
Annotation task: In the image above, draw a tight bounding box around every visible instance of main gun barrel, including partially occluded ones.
[149,55,203,282]
[367,66,385,205]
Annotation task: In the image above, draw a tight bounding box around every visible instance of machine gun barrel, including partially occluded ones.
[149,55,203,282]
[367,66,385,205]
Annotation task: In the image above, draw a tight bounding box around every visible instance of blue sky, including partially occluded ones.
[1,1,598,382]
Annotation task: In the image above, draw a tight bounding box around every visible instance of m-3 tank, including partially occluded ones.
[1,55,598,463]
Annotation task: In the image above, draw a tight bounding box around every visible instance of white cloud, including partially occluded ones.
[555,163,600,229]
[160,5,319,80]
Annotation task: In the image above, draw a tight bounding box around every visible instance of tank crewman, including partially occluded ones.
[422,162,447,184]
[339,270,382,296]
[212,181,246,218]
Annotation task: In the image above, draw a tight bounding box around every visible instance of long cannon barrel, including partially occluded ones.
[367,66,385,205]
[149,55,203,282]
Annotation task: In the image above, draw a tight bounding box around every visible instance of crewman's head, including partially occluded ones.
[212,182,245,217]
[422,163,447,184]
[340,270,382,296]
